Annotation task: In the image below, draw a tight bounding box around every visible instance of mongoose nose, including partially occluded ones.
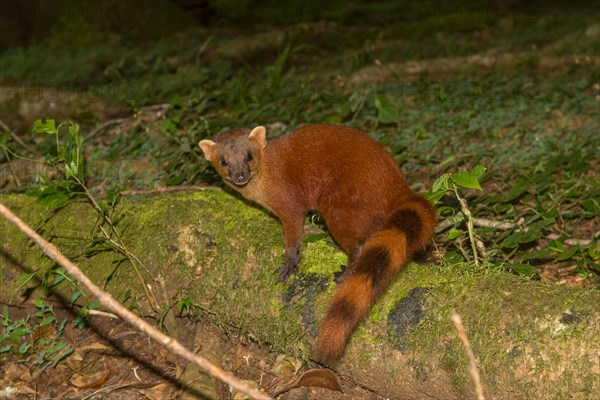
[232,172,249,186]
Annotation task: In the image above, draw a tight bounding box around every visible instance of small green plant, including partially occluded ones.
[0,305,32,355]
[375,93,400,125]
[177,296,191,316]
[429,165,487,266]
[0,302,74,372]
[28,119,158,310]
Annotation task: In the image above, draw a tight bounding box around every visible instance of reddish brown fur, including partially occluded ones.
[199,124,436,362]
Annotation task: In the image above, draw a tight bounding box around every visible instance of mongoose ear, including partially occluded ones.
[199,139,217,161]
[248,126,267,149]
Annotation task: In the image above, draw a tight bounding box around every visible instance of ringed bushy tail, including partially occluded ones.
[316,193,436,362]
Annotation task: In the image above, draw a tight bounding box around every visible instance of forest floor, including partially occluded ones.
[2,300,380,400]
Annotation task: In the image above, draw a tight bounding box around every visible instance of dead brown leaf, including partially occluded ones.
[68,369,113,389]
[3,363,31,382]
[33,324,54,342]
[269,368,342,397]
[138,382,173,400]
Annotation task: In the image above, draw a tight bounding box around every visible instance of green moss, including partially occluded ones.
[0,193,134,304]
[301,240,347,276]
[400,272,600,398]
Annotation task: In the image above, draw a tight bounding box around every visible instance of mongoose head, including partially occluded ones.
[199,126,267,186]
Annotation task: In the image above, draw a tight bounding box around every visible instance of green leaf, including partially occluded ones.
[32,119,56,134]
[170,96,184,108]
[30,182,72,207]
[177,297,191,314]
[37,350,47,364]
[375,94,399,124]
[447,228,465,240]
[0,131,9,147]
[556,246,578,261]
[426,189,446,204]
[588,242,599,260]
[490,177,530,203]
[166,173,186,186]
[450,165,486,190]
[443,250,464,263]
[582,198,599,214]
[70,291,82,304]
[519,248,553,260]
[303,232,329,243]
[432,174,450,192]
[40,316,56,327]
[51,273,66,287]
[57,318,68,338]
[106,186,122,206]
[50,346,73,368]
[64,162,75,179]
[19,342,31,354]
[529,219,556,231]
[502,229,541,248]
[68,121,80,136]
[160,119,177,134]
[506,263,537,277]
[502,220,553,248]
[451,212,465,224]
[170,113,182,125]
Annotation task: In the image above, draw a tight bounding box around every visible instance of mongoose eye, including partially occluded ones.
[220,159,228,167]
[245,151,253,162]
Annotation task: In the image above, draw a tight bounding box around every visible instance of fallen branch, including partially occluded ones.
[0,202,272,400]
[451,311,485,400]
[435,217,592,247]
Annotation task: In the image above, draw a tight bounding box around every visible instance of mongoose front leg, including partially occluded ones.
[276,214,305,282]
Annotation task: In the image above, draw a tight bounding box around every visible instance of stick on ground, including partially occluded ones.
[451,311,485,400]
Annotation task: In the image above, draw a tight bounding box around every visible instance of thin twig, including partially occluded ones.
[350,89,369,123]
[546,233,591,247]
[0,119,39,155]
[80,381,165,400]
[139,103,171,114]
[0,202,272,400]
[88,309,119,319]
[452,184,480,266]
[451,311,485,400]
[471,218,516,230]
[195,35,214,64]
[83,118,126,140]
[1,148,21,187]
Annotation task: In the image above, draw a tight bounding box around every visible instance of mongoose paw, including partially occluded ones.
[276,260,298,282]
[334,265,348,284]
